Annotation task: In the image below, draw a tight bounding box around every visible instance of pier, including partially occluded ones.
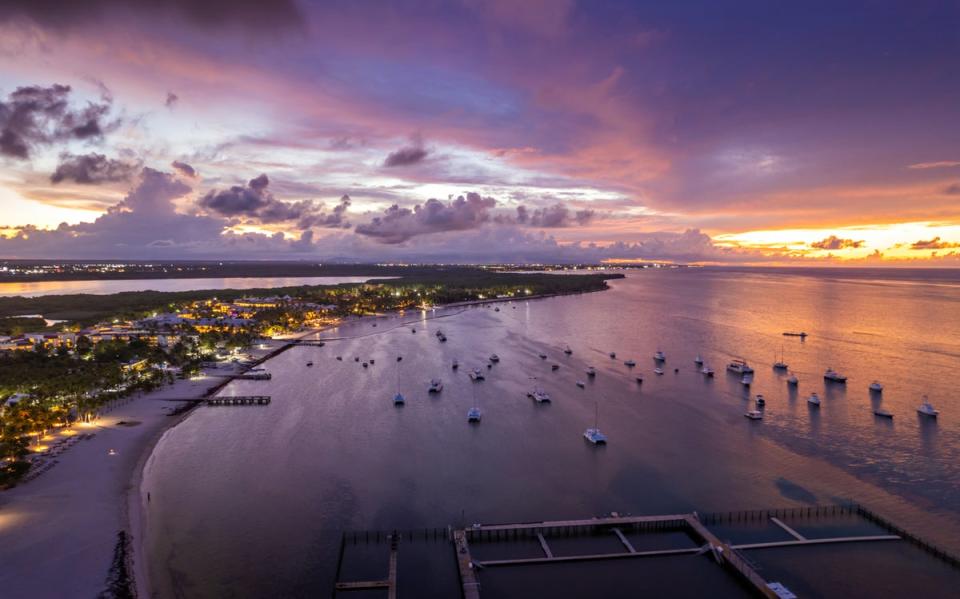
[332,502,960,598]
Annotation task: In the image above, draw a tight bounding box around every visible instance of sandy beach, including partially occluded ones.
[0,340,285,599]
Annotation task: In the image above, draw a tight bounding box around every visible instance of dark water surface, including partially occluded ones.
[143,268,960,597]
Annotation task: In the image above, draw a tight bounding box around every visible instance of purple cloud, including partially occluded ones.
[356,192,496,243]
[50,152,140,184]
[810,236,864,250]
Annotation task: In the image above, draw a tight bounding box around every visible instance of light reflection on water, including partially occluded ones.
[143,269,960,598]
[0,276,382,297]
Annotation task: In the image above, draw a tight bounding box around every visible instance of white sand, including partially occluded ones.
[0,342,284,599]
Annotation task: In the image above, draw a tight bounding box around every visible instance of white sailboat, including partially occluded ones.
[773,346,788,370]
[917,396,939,417]
[468,384,482,422]
[583,398,607,444]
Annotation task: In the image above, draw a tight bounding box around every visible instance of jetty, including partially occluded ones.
[205,396,271,406]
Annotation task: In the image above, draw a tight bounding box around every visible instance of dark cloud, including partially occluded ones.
[356,192,496,243]
[513,204,595,227]
[944,183,960,195]
[0,0,303,31]
[50,152,141,184]
[198,174,350,229]
[0,83,117,159]
[165,92,179,108]
[810,235,864,250]
[383,144,429,167]
[171,160,197,178]
[910,237,960,250]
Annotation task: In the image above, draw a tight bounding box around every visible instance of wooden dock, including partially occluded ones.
[205,396,271,406]
[333,534,398,598]
[453,529,481,599]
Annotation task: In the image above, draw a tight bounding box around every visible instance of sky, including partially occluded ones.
[0,0,958,264]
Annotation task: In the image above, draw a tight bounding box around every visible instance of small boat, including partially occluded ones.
[551,364,560,371]
[528,389,551,403]
[701,366,714,377]
[585,366,597,377]
[538,353,547,359]
[469,368,485,381]
[653,350,666,361]
[635,375,644,384]
[439,334,447,342]
[873,408,893,419]
[576,380,586,388]
[494,307,500,312]
[783,331,808,338]
[609,352,617,359]
[823,368,847,383]
[624,359,636,367]
[306,361,313,367]
[744,410,763,420]
[467,407,482,422]
[452,360,459,370]
[336,356,343,361]
[355,357,360,362]
[727,358,754,374]
[654,368,664,375]
[807,392,820,406]
[428,379,443,393]
[564,346,573,355]
[369,359,375,365]
[741,373,753,387]
[787,374,798,386]
[489,354,500,363]
[917,398,939,417]
[755,394,766,406]
[411,328,416,333]
[362,362,368,368]
[435,330,443,337]
[694,354,703,365]
[397,356,403,362]
[869,381,883,392]
[394,393,405,406]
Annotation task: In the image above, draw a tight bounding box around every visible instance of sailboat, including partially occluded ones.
[467,383,482,422]
[583,398,607,444]
[393,359,404,405]
[773,346,788,370]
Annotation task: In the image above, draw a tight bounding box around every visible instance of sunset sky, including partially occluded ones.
[1,0,958,264]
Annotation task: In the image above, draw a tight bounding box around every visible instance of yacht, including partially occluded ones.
[654,350,666,361]
[609,352,617,359]
[787,374,799,386]
[701,366,714,377]
[873,408,893,419]
[726,359,754,375]
[467,407,482,422]
[428,379,443,393]
[576,380,586,388]
[807,392,821,406]
[917,398,939,417]
[538,353,548,359]
[654,367,664,375]
[551,364,560,371]
[740,373,753,387]
[394,393,405,406]
[744,410,763,420]
[823,368,847,383]
[528,389,551,403]
[694,354,704,365]
[755,394,766,407]
[489,354,500,363]
[624,359,636,367]
[869,381,883,392]
[469,368,485,381]
[564,345,573,355]
[585,366,597,377]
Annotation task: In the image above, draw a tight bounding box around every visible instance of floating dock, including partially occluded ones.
[205,396,271,406]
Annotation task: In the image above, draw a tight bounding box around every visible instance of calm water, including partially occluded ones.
[0,276,380,297]
[142,268,960,598]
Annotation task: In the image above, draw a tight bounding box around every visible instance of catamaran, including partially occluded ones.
[583,400,607,444]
